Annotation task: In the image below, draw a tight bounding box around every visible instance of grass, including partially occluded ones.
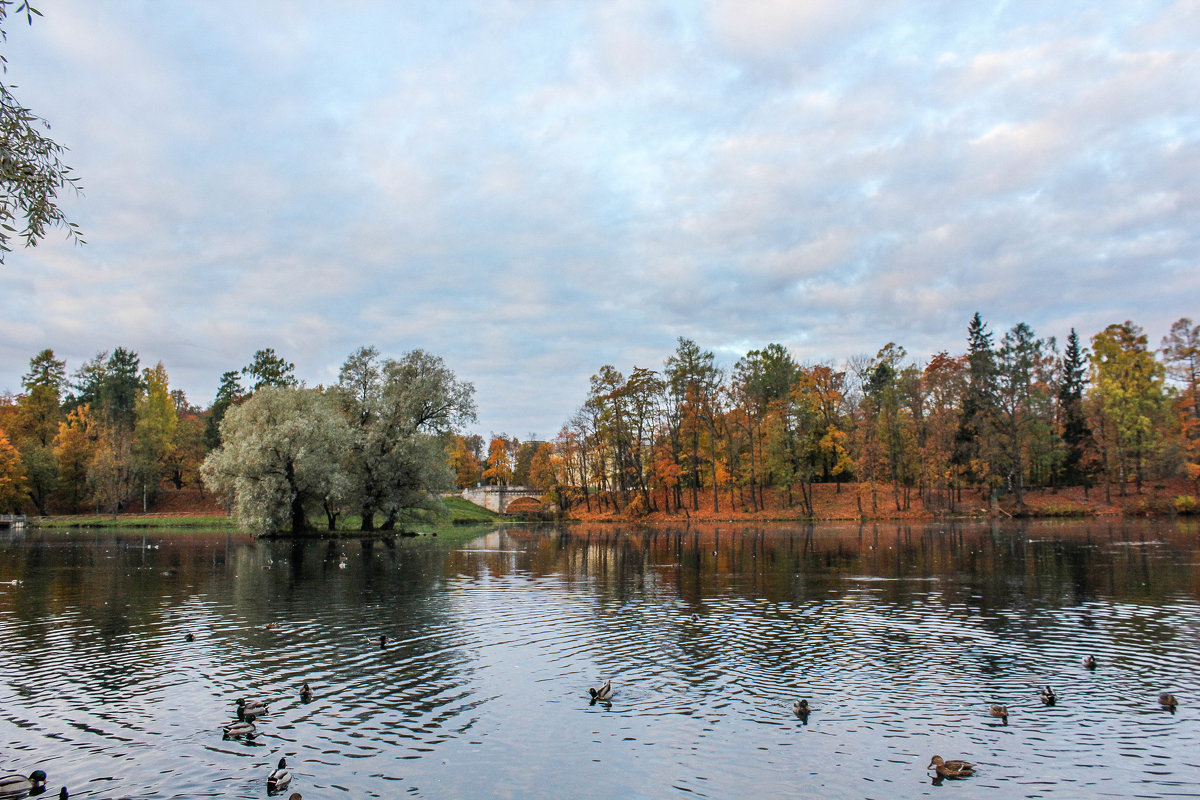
[32,513,236,529]
[28,497,500,534]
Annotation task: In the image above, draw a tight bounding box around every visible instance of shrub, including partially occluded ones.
[1175,495,1197,515]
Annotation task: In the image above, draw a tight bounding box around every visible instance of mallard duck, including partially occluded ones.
[367,634,388,649]
[989,704,1008,722]
[222,720,257,739]
[185,632,195,642]
[58,788,67,800]
[1082,655,1097,670]
[267,757,291,792]
[236,698,270,719]
[792,699,811,717]
[299,682,313,703]
[927,755,974,778]
[288,794,302,800]
[263,622,280,631]
[1159,692,1179,709]
[589,681,613,702]
[1040,686,1057,706]
[0,770,47,797]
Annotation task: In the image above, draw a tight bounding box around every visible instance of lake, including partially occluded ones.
[1,519,1198,799]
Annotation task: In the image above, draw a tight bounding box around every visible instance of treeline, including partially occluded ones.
[0,346,476,533]
[518,315,1199,516]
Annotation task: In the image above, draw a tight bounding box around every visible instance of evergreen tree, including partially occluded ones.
[1057,328,1090,486]
[954,312,996,493]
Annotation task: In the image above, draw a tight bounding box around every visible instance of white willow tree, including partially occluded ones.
[333,347,476,530]
[201,387,351,534]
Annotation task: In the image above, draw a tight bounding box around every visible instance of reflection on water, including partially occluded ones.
[1,520,1198,799]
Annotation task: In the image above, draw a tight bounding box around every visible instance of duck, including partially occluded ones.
[1082,655,1097,670]
[792,699,811,717]
[927,755,974,778]
[589,680,613,702]
[366,634,388,649]
[288,794,302,800]
[989,704,1008,723]
[1159,692,1179,709]
[0,770,47,797]
[236,697,270,719]
[221,719,257,739]
[299,682,314,703]
[1040,686,1057,706]
[185,632,195,642]
[267,757,291,792]
[263,622,280,631]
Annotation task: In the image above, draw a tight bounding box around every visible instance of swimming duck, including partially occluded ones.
[0,770,47,797]
[236,698,270,719]
[185,632,195,642]
[1082,655,1097,670]
[1040,686,1057,706]
[1159,693,1179,709]
[267,757,291,792]
[367,634,388,649]
[989,704,1008,722]
[299,682,313,703]
[792,699,811,717]
[263,622,280,631]
[927,755,974,778]
[222,720,257,739]
[589,681,613,702]
[57,788,67,800]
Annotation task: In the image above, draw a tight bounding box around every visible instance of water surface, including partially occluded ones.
[1,520,1198,799]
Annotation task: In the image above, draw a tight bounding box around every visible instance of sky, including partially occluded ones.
[1,0,1198,440]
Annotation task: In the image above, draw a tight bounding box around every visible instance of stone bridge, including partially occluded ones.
[460,486,542,514]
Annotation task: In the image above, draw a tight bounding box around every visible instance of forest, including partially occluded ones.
[0,346,476,533]
[454,315,1200,518]
[1,314,1198,528]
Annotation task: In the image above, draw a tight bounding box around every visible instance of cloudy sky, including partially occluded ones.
[2,0,1198,439]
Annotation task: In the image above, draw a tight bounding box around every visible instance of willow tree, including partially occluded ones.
[333,347,476,531]
[1,1,84,262]
[201,387,351,534]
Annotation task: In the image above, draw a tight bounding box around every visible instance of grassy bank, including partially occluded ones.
[32,513,236,529]
[29,497,500,533]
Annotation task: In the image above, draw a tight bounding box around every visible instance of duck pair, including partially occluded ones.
[236,697,270,721]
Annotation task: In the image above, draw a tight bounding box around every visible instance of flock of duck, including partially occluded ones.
[0,644,1184,796]
[772,653,1180,783]
[590,654,1182,784]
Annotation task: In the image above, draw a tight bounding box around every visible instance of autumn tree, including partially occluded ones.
[1090,321,1167,494]
[13,348,64,514]
[0,427,25,512]
[447,434,482,488]
[132,362,178,509]
[482,435,514,486]
[52,403,95,511]
[1161,318,1200,487]
[664,338,720,511]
